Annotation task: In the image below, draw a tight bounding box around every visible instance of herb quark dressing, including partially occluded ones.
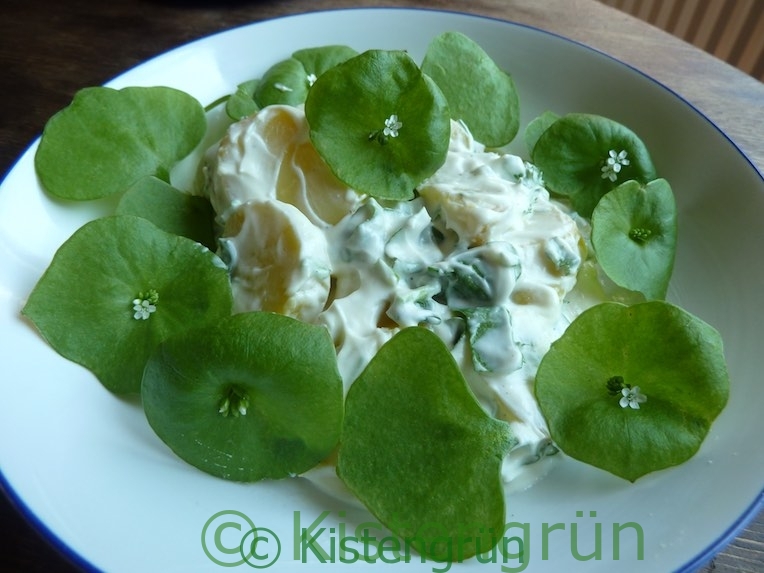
[204,107,591,491]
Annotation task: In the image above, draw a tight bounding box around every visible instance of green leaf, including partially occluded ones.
[254,45,357,108]
[534,301,729,482]
[524,110,559,155]
[141,311,343,481]
[225,79,260,121]
[305,49,451,201]
[591,178,677,300]
[115,176,216,250]
[34,86,206,200]
[255,58,310,108]
[337,327,515,561]
[458,307,523,374]
[421,31,520,147]
[21,215,232,394]
[530,113,657,217]
[292,45,359,78]
[434,242,522,308]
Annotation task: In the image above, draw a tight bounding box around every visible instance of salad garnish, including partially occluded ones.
[534,301,729,482]
[305,49,450,200]
[618,385,647,409]
[382,113,403,138]
[34,86,206,200]
[601,149,631,182]
[22,216,232,394]
[132,289,159,320]
[115,175,216,249]
[420,31,520,147]
[225,79,260,120]
[591,177,677,299]
[529,112,658,217]
[337,327,515,562]
[254,45,358,110]
[141,311,343,482]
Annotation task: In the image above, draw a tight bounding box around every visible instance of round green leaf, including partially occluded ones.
[530,113,657,217]
[337,327,515,561]
[21,215,232,394]
[225,79,260,121]
[254,45,357,108]
[141,311,344,482]
[591,178,677,300]
[305,49,451,201]
[34,86,206,200]
[115,175,216,250]
[421,31,520,147]
[255,58,310,108]
[535,301,729,482]
[292,45,358,78]
[524,110,559,156]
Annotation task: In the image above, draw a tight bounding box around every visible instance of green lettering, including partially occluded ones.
[613,522,644,560]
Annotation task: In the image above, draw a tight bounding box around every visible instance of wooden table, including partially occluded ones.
[1,0,762,571]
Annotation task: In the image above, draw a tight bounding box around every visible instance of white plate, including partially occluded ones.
[1,8,762,573]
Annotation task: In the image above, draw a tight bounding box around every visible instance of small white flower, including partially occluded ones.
[600,149,630,182]
[306,73,317,86]
[132,290,158,320]
[619,385,647,409]
[132,299,156,320]
[383,114,403,138]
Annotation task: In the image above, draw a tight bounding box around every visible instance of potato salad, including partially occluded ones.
[25,30,729,559]
[203,103,598,492]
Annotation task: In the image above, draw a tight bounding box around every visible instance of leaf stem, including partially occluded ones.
[204,94,230,113]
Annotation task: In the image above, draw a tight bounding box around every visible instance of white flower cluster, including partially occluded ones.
[601,149,630,182]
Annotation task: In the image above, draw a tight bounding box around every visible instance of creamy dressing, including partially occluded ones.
[203,105,609,496]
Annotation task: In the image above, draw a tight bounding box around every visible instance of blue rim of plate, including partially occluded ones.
[0,473,102,572]
[1,7,762,573]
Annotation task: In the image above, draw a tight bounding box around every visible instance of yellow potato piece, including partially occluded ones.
[208,105,361,227]
[221,199,332,322]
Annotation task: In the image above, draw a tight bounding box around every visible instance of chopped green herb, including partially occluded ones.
[433,242,522,308]
[458,306,523,374]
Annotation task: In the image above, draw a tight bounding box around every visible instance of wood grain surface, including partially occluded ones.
[1,1,762,571]
[598,0,764,81]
